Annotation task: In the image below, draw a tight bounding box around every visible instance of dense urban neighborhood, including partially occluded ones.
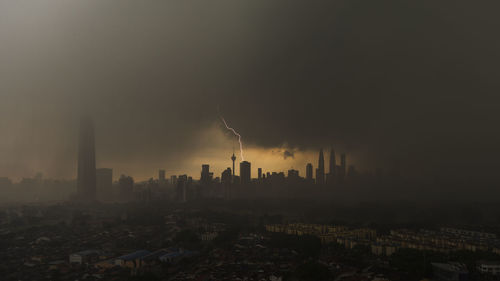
[1,202,500,281]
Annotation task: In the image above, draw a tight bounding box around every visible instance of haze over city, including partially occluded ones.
[0,1,500,280]
[1,0,498,187]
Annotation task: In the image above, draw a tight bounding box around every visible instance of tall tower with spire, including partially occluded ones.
[231,153,236,178]
[316,148,325,185]
[77,116,97,201]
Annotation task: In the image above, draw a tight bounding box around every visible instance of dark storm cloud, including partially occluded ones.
[0,0,499,185]
[283,151,295,160]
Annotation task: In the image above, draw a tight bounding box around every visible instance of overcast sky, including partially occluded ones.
[0,0,498,185]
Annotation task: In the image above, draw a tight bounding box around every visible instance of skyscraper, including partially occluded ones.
[77,117,96,201]
[221,168,232,199]
[170,175,178,186]
[240,161,251,184]
[258,168,262,180]
[316,148,325,185]
[176,175,188,202]
[200,164,213,185]
[306,163,313,182]
[221,168,232,186]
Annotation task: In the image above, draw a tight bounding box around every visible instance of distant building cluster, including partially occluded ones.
[92,248,197,272]
[265,223,500,260]
[72,116,358,203]
[376,227,500,255]
[314,148,349,185]
[166,147,356,202]
[266,223,377,250]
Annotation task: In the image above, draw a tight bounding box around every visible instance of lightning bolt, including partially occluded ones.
[220,116,245,161]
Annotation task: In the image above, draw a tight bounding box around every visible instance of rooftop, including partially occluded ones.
[117,250,151,261]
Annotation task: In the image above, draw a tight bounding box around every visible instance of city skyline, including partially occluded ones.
[0,1,499,280]
[0,118,360,183]
[0,1,497,190]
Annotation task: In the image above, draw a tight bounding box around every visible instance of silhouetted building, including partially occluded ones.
[316,149,325,185]
[268,172,285,185]
[288,169,299,178]
[221,168,232,185]
[170,175,177,186]
[77,117,97,201]
[240,161,251,185]
[306,163,313,182]
[96,168,112,201]
[258,168,262,180]
[221,168,232,199]
[287,169,300,184]
[200,164,213,185]
[159,169,166,185]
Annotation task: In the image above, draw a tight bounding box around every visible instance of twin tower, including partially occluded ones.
[307,148,346,185]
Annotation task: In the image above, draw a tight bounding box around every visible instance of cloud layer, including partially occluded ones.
[0,0,498,186]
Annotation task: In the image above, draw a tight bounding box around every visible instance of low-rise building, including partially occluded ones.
[114,250,151,269]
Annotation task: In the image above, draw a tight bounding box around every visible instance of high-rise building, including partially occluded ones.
[258,168,262,180]
[170,175,177,186]
[77,117,96,201]
[240,161,251,184]
[306,163,313,182]
[221,167,232,199]
[159,169,166,185]
[200,164,213,185]
[221,168,232,185]
[96,168,112,201]
[316,149,325,185]
[176,175,188,202]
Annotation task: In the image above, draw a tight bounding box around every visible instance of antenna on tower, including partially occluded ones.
[231,138,237,179]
